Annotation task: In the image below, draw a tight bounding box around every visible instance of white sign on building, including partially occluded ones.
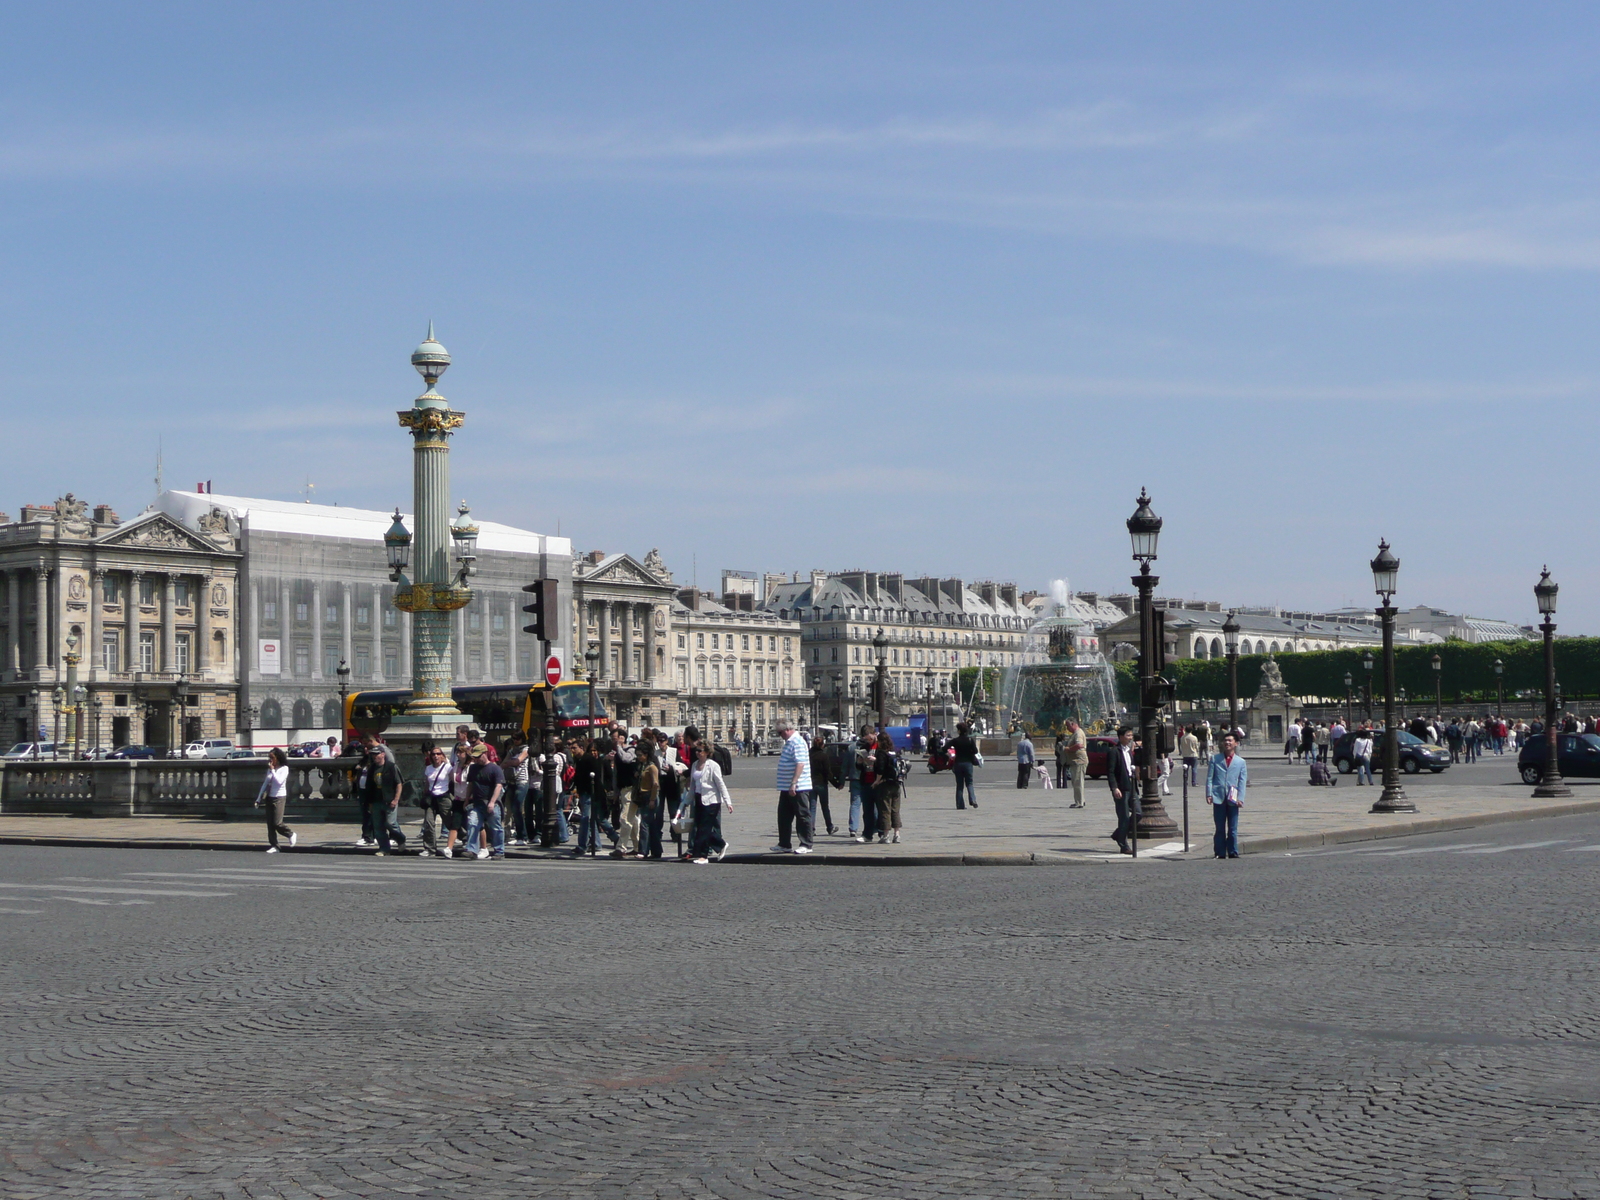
[258,639,281,675]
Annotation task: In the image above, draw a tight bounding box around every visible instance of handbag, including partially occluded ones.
[974,752,984,767]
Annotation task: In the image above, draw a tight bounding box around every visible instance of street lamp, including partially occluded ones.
[174,675,190,753]
[831,670,844,740]
[336,658,351,749]
[1431,652,1442,718]
[384,509,412,579]
[450,500,479,585]
[1127,488,1178,838]
[1363,649,1375,721]
[1344,671,1354,729]
[1397,686,1407,724]
[873,627,889,732]
[72,684,86,759]
[52,685,64,758]
[584,644,600,743]
[63,629,82,758]
[90,693,103,758]
[1368,539,1415,813]
[1222,611,1240,738]
[1533,567,1570,798]
[1494,658,1504,719]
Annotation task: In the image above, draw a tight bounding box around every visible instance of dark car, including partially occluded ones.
[107,744,160,760]
[286,741,324,758]
[1332,729,1449,775]
[1516,731,1600,785]
[1085,735,1120,779]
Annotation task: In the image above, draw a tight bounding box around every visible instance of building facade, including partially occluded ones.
[568,549,679,731]
[0,494,242,751]
[158,491,571,743]
[671,586,805,742]
[761,571,1042,722]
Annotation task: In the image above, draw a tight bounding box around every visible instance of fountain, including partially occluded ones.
[999,579,1123,734]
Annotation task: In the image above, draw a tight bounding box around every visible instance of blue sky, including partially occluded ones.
[5,4,1598,632]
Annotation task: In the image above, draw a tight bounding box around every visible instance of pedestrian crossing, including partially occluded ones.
[0,856,601,917]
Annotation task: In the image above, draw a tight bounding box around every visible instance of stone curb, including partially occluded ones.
[1236,797,1600,855]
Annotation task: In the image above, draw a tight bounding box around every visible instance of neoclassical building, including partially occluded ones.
[671,586,804,742]
[0,494,242,750]
[157,490,571,742]
[761,571,1043,719]
[568,549,679,730]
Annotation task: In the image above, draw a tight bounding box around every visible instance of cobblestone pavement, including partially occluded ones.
[6,751,1597,863]
[3,814,1598,1198]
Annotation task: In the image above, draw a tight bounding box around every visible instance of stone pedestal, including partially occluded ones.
[1247,658,1292,749]
[381,712,463,803]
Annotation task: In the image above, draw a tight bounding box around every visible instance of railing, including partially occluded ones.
[1,757,367,820]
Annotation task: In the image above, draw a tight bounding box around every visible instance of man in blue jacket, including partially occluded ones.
[1206,731,1248,859]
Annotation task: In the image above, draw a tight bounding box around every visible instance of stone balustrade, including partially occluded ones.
[0,757,368,820]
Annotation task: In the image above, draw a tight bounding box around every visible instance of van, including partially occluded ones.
[182,739,237,759]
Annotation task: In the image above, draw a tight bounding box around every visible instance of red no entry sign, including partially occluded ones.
[545,655,562,687]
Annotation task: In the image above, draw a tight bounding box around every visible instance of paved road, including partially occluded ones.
[3,814,1598,1198]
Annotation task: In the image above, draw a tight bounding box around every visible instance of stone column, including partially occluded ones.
[340,582,352,672]
[642,604,657,686]
[508,593,520,679]
[481,592,491,680]
[90,569,106,680]
[310,580,323,680]
[35,562,50,675]
[162,573,177,674]
[194,574,210,673]
[621,605,635,682]
[400,610,411,681]
[453,605,465,681]
[248,578,260,678]
[599,601,613,680]
[127,570,143,674]
[5,569,20,679]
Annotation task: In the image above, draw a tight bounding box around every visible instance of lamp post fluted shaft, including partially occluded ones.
[1371,601,1413,812]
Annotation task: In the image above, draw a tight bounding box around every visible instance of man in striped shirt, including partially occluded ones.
[773,716,814,855]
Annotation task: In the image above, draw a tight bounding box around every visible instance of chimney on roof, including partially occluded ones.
[809,570,827,593]
[722,591,754,612]
[977,582,998,607]
[883,573,903,601]
[1078,591,1098,607]
[92,504,119,528]
[762,573,788,602]
[676,587,704,612]
[940,578,965,606]
[999,583,1017,608]
[584,550,606,565]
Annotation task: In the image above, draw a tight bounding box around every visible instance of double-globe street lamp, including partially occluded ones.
[1369,540,1416,814]
[1532,568,1571,799]
[1221,611,1240,738]
[1127,489,1179,840]
[1432,652,1443,718]
[1344,671,1354,730]
[1494,658,1504,719]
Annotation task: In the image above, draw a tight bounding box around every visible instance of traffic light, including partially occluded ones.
[521,579,559,641]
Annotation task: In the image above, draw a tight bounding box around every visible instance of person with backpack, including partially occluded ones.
[771,716,814,854]
[809,732,840,837]
[855,726,880,840]
[872,731,902,843]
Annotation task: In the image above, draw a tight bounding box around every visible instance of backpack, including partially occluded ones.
[713,744,733,776]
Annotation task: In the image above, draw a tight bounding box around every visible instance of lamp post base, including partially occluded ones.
[1369,784,1416,814]
[382,713,469,815]
[1135,800,1181,841]
[1532,779,1573,799]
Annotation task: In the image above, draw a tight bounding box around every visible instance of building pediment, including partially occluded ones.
[584,553,673,592]
[96,512,230,555]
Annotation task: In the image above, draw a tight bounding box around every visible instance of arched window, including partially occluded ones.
[1211,638,1223,658]
[292,698,313,729]
[1269,642,1280,655]
[1193,638,1209,660]
[322,699,341,728]
[259,699,282,729]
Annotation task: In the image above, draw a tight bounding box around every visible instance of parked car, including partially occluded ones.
[1331,729,1449,775]
[1516,731,1600,785]
[107,744,161,760]
[227,748,265,759]
[2,742,58,761]
[182,738,237,759]
[286,741,324,758]
[1085,734,1120,779]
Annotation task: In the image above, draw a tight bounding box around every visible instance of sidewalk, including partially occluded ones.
[2,754,1594,863]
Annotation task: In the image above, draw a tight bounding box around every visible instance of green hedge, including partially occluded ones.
[1118,638,1593,703]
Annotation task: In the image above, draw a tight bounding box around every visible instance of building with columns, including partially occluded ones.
[569,549,678,730]
[671,586,805,742]
[157,491,571,745]
[0,494,242,751]
[761,570,1042,723]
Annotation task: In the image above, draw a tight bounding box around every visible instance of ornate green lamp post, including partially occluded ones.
[383,326,476,790]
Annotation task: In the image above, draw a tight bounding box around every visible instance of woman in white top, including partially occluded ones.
[256,748,295,852]
[688,741,733,863]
